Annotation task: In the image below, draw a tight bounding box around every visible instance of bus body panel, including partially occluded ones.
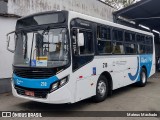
[74,55,155,102]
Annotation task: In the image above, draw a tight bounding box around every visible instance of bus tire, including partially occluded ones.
[136,68,147,87]
[93,75,108,102]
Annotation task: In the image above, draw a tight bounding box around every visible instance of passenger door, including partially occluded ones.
[70,19,96,102]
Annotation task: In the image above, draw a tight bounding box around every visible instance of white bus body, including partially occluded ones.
[10,11,155,104]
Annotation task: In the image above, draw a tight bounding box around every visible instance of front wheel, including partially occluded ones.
[136,68,147,87]
[93,75,108,102]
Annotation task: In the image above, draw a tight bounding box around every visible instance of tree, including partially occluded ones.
[105,0,138,9]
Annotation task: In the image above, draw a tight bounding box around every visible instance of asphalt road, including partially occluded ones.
[0,73,160,120]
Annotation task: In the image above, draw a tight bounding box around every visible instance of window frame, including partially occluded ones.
[124,43,137,55]
[97,24,112,55]
[145,35,153,54]
[112,28,125,54]
[71,27,95,57]
[136,34,153,54]
[124,31,137,55]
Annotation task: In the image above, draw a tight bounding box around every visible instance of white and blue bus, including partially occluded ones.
[7,10,155,104]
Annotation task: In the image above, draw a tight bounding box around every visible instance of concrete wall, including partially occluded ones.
[0,16,17,79]
[8,0,114,22]
[0,0,7,14]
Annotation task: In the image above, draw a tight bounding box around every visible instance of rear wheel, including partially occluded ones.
[136,68,147,87]
[93,75,108,102]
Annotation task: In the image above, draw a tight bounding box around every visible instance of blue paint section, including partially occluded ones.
[13,74,59,89]
[139,54,153,78]
[128,55,153,82]
[128,57,139,81]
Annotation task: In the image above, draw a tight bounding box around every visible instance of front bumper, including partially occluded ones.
[11,82,73,104]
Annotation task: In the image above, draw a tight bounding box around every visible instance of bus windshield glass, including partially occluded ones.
[14,28,69,68]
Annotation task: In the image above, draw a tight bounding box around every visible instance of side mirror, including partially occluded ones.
[77,33,84,47]
[6,31,16,53]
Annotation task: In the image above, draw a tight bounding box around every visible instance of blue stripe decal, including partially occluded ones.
[128,55,153,82]
[13,74,59,89]
[139,55,153,78]
[128,57,140,81]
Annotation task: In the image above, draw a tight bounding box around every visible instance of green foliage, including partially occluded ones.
[105,0,137,9]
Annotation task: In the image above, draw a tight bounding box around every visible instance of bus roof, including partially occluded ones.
[17,10,153,36]
[68,10,153,36]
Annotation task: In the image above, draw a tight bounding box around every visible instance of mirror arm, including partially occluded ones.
[6,31,16,36]
[7,38,14,53]
[7,48,14,53]
[6,30,16,53]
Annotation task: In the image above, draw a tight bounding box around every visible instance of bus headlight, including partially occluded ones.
[50,76,69,92]
[60,77,67,86]
[52,82,59,91]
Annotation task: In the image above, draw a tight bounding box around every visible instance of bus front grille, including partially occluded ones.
[13,67,56,79]
[15,85,49,98]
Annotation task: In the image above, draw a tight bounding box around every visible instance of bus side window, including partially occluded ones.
[112,42,124,54]
[124,32,136,54]
[137,34,146,54]
[145,36,153,54]
[125,43,137,54]
[125,32,135,42]
[146,36,152,44]
[97,26,112,54]
[79,30,93,55]
[112,29,124,54]
[138,44,145,54]
[146,45,153,54]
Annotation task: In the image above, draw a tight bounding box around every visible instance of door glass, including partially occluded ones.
[79,30,93,55]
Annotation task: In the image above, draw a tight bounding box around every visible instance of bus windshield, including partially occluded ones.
[14,28,69,68]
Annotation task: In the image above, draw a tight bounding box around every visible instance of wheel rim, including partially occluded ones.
[142,72,146,83]
[97,80,106,97]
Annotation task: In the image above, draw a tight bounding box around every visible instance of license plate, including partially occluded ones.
[25,90,35,97]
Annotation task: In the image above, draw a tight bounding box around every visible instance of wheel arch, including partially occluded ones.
[141,65,148,77]
[99,71,113,96]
